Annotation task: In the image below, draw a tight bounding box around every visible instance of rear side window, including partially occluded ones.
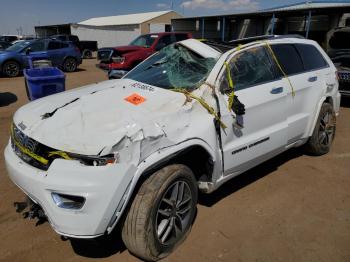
[69,35,79,42]
[48,41,62,50]
[295,44,328,71]
[61,43,69,48]
[271,44,304,75]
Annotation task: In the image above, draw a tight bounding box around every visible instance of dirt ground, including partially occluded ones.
[0,59,349,262]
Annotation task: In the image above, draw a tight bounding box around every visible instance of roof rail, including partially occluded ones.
[228,34,305,45]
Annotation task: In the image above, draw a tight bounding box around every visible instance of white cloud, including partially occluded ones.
[180,0,259,11]
[156,3,171,9]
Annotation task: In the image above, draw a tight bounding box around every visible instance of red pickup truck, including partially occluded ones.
[97,32,192,79]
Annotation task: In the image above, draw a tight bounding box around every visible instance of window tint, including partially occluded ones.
[28,41,46,52]
[222,46,278,92]
[175,34,188,42]
[295,44,328,71]
[69,35,79,42]
[48,41,61,50]
[157,35,174,48]
[271,44,304,75]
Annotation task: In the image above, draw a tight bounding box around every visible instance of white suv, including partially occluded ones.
[5,37,340,261]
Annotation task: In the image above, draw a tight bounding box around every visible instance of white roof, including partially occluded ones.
[78,10,174,26]
[267,1,350,12]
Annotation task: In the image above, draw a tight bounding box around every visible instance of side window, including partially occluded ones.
[28,41,46,52]
[156,35,174,50]
[69,35,79,42]
[271,44,304,75]
[61,43,69,48]
[48,41,62,50]
[221,46,279,92]
[295,44,328,71]
[175,34,188,42]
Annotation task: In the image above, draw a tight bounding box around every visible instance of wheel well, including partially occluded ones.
[325,96,333,107]
[1,59,21,70]
[142,145,214,183]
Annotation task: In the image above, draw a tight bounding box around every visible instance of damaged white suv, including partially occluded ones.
[5,37,340,261]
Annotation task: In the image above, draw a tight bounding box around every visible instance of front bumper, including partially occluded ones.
[4,143,135,238]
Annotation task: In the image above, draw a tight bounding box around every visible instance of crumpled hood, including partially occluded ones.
[14,79,191,155]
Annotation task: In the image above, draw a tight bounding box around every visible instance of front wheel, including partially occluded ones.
[62,57,77,72]
[305,102,336,155]
[122,164,198,261]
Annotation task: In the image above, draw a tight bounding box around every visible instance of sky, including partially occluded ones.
[0,0,349,35]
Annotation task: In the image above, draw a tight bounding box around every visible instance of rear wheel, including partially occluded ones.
[2,61,20,77]
[122,164,197,261]
[82,49,92,59]
[305,102,336,155]
[62,57,77,72]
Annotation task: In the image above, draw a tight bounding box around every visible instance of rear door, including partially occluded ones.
[47,41,65,66]
[218,45,289,176]
[271,43,330,143]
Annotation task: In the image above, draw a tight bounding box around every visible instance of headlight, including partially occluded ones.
[112,56,125,63]
[70,153,119,166]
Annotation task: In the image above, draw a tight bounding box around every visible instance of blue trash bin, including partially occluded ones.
[24,67,66,101]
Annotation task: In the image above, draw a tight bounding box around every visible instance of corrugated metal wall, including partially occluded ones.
[71,24,141,48]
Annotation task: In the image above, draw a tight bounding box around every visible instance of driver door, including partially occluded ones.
[217,45,289,176]
[22,40,47,67]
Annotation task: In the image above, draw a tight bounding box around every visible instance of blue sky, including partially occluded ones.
[0,0,349,35]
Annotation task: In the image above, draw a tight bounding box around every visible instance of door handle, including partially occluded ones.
[270,87,283,94]
[308,76,318,82]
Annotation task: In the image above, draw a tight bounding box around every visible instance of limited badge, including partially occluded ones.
[124,93,146,105]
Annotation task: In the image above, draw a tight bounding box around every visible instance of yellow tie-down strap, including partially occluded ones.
[224,62,235,111]
[172,88,227,129]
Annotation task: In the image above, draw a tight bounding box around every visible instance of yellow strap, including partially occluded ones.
[48,151,72,160]
[263,41,296,97]
[224,62,235,111]
[172,88,227,129]
[11,126,49,165]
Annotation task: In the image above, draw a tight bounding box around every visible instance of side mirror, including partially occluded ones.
[155,43,166,51]
[25,47,32,55]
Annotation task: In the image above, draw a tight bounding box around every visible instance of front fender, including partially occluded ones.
[105,138,216,234]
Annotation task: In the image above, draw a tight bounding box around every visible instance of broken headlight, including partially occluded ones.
[70,153,119,166]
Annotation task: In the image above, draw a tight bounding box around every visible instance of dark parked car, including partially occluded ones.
[326,27,350,96]
[0,41,11,50]
[0,39,82,77]
[51,34,98,59]
[97,32,192,79]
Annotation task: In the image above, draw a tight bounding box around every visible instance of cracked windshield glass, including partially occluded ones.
[126,43,217,90]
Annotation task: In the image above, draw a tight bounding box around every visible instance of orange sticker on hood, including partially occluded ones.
[124,93,146,105]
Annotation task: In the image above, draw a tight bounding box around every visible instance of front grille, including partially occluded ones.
[97,50,113,62]
[338,71,350,83]
[11,124,55,170]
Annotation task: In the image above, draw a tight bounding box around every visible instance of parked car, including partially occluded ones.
[0,35,21,43]
[5,37,340,261]
[97,32,192,79]
[326,27,350,96]
[0,41,11,50]
[0,39,82,77]
[51,34,98,59]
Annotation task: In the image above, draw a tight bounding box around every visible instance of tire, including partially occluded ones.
[83,49,92,59]
[122,164,198,261]
[2,60,20,77]
[305,102,336,156]
[62,57,77,72]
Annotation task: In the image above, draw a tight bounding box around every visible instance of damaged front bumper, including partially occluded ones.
[4,143,135,238]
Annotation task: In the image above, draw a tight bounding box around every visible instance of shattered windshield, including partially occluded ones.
[126,44,217,90]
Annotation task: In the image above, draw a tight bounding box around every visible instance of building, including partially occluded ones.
[172,1,350,45]
[35,10,182,48]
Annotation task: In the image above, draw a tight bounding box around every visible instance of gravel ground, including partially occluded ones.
[0,59,349,262]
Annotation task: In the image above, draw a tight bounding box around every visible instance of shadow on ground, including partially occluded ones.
[198,148,304,207]
[0,92,17,107]
[69,224,127,258]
